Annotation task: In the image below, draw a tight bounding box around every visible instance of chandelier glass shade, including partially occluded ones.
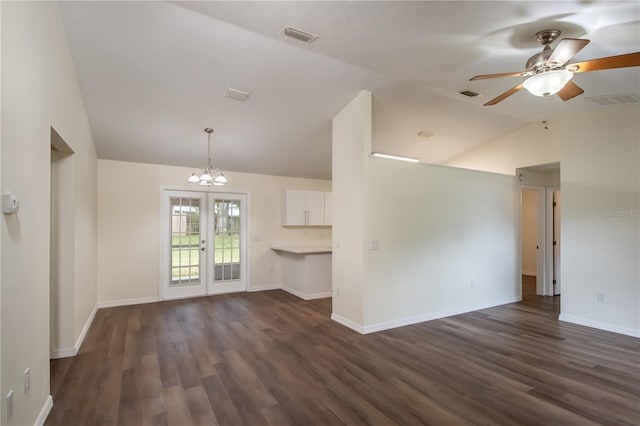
[189,128,227,187]
[522,69,573,97]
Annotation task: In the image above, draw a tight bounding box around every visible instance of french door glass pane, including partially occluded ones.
[170,197,200,285]
[214,199,241,281]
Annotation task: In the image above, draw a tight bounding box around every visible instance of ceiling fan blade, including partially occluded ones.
[547,38,590,67]
[568,52,640,73]
[484,84,524,106]
[557,81,584,101]
[469,71,528,81]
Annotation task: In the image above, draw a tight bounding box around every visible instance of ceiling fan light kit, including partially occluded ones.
[469,29,640,106]
[522,69,573,97]
[188,128,228,187]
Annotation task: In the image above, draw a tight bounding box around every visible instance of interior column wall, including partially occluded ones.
[1,2,98,424]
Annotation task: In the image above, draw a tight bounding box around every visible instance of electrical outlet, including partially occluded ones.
[470,280,475,289]
[597,292,606,303]
[6,390,13,420]
[24,368,31,394]
[369,239,380,251]
[336,287,341,297]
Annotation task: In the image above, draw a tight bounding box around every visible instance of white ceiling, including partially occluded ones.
[58,1,640,180]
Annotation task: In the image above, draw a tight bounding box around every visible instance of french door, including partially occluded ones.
[160,190,247,300]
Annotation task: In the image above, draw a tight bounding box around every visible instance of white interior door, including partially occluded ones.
[207,194,248,295]
[161,191,208,300]
[161,190,248,299]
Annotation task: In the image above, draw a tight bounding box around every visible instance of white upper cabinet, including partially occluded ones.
[324,192,332,226]
[282,190,332,226]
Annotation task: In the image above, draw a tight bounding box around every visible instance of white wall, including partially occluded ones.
[1,2,98,424]
[331,91,370,327]
[443,103,639,336]
[97,159,331,304]
[363,160,520,330]
[521,189,538,276]
[332,91,520,333]
[559,106,639,336]
[445,122,561,175]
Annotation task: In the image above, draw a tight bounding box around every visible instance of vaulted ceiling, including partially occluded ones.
[59,1,640,179]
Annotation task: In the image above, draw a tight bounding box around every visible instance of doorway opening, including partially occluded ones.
[517,163,561,317]
[50,128,75,358]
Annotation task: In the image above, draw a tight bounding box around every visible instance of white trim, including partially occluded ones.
[282,287,331,300]
[559,314,640,338]
[247,284,281,292]
[363,297,520,335]
[50,347,76,359]
[97,296,161,309]
[50,303,97,359]
[74,303,97,351]
[331,313,365,334]
[34,395,53,426]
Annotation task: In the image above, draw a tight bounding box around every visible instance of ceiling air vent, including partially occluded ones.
[223,86,250,102]
[416,131,435,139]
[584,93,639,106]
[459,90,480,98]
[282,25,318,43]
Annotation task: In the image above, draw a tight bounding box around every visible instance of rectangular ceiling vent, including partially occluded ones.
[583,93,639,106]
[223,86,250,102]
[458,90,480,98]
[282,25,318,43]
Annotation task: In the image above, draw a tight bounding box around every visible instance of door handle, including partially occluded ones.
[201,247,205,251]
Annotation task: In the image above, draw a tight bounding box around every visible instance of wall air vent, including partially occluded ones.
[223,86,250,102]
[583,93,639,106]
[281,25,318,43]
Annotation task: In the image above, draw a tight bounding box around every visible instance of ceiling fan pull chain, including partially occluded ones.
[542,94,550,130]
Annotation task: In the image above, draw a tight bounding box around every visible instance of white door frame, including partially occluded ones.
[546,187,561,296]
[159,187,250,300]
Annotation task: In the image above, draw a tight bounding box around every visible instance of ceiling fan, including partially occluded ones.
[470,29,640,106]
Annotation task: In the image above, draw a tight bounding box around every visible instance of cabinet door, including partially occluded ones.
[323,192,332,226]
[283,190,307,225]
[306,191,325,225]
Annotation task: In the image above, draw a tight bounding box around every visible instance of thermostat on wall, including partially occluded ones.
[3,194,19,214]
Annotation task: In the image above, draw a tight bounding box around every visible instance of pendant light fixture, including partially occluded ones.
[188,128,227,187]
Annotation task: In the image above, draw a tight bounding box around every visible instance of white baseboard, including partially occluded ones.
[559,314,640,338]
[362,297,519,334]
[282,287,332,301]
[247,284,281,292]
[331,313,365,334]
[50,303,98,359]
[97,296,161,308]
[332,297,519,335]
[34,395,53,426]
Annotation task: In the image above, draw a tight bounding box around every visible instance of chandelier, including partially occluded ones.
[188,128,227,186]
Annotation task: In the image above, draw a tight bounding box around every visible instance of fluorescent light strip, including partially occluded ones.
[370,152,419,163]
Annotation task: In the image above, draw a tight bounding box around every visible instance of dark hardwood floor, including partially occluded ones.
[521,274,560,316]
[47,288,639,426]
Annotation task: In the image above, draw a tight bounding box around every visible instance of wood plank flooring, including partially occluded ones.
[47,289,639,426]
